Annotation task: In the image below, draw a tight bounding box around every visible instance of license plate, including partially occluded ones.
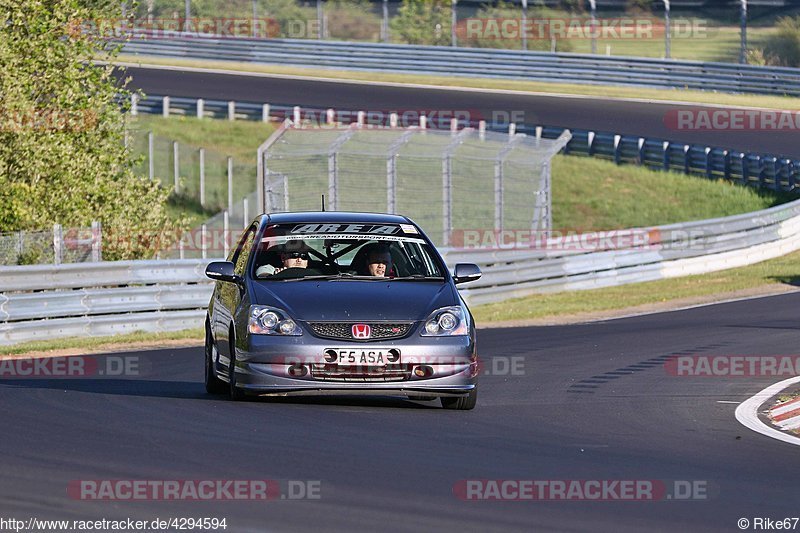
[327,349,390,366]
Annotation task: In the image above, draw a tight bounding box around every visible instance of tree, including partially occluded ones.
[0,0,184,261]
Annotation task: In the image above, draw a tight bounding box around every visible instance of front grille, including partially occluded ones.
[307,322,413,341]
[310,364,412,382]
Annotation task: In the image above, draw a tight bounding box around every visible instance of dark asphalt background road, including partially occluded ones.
[120,66,800,159]
[2,293,800,532]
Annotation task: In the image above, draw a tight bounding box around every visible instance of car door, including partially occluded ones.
[215,224,258,366]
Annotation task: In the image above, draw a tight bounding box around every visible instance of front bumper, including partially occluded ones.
[232,328,477,397]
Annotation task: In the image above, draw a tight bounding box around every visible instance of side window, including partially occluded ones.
[231,225,257,277]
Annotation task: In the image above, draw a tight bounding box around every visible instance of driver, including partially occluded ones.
[256,240,313,277]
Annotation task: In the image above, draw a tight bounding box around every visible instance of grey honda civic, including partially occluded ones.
[204,212,482,409]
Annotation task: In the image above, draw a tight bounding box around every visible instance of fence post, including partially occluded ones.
[148,131,154,180]
[637,137,645,165]
[740,153,749,185]
[16,231,23,263]
[283,175,290,212]
[179,237,185,260]
[262,104,271,123]
[243,197,249,229]
[53,223,63,266]
[201,223,208,260]
[162,96,170,118]
[227,156,234,215]
[199,148,206,207]
[173,141,180,193]
[91,221,102,262]
[228,101,236,121]
[683,145,691,174]
[197,98,204,119]
[723,150,731,180]
[223,210,230,258]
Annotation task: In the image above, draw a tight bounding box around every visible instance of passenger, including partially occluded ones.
[361,243,393,277]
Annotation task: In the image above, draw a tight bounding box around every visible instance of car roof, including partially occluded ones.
[261,212,412,225]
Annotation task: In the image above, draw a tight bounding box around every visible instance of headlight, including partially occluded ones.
[420,306,469,336]
[248,305,302,336]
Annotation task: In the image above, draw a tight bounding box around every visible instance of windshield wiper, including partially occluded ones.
[387,275,445,281]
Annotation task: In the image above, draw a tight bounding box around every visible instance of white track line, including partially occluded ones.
[735,375,800,446]
[112,60,796,112]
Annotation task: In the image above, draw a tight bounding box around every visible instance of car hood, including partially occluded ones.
[251,280,457,321]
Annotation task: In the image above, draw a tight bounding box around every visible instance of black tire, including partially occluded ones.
[441,387,477,410]
[204,322,227,395]
[228,333,246,401]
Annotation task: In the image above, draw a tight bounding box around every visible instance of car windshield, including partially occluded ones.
[250,222,446,281]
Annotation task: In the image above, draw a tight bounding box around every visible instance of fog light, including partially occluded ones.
[414,365,433,378]
[288,364,307,377]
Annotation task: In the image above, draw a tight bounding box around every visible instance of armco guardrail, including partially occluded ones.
[4,199,800,344]
[0,260,215,345]
[120,36,800,96]
[135,94,800,193]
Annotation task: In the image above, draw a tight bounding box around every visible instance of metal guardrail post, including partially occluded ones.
[262,104,270,123]
[637,138,645,165]
[131,94,139,116]
[162,96,170,118]
[663,141,670,171]
[293,106,301,124]
[197,98,204,119]
[228,101,236,121]
[613,135,622,165]
[201,224,208,260]
[588,131,596,156]
[705,147,713,179]
[683,144,691,174]
[723,150,731,180]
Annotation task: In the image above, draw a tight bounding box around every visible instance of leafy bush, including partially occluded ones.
[763,16,800,67]
[390,0,450,45]
[326,0,381,41]
[0,0,184,260]
[458,2,574,52]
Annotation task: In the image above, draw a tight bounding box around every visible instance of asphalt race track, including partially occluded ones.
[120,65,800,159]
[3,292,800,532]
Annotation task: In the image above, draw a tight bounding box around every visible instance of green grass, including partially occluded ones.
[551,155,793,230]
[129,115,275,216]
[0,329,203,357]
[472,248,800,323]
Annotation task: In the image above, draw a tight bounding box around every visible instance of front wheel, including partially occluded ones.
[205,323,227,394]
[441,387,477,410]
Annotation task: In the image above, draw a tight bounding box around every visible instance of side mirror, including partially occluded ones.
[205,261,240,284]
[453,263,482,285]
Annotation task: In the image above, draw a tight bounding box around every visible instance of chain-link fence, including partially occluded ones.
[258,124,570,247]
[0,224,102,266]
